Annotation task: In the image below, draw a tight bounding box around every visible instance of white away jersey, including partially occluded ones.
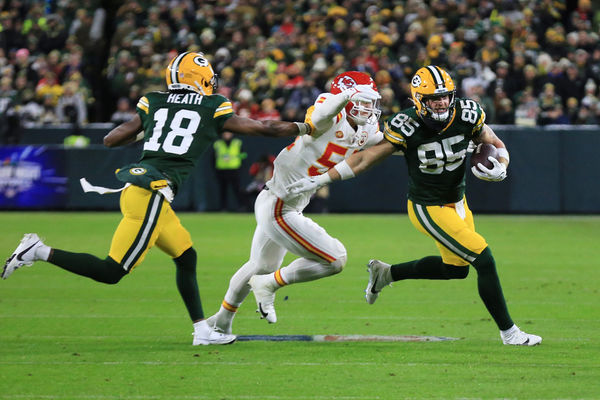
[266,93,383,209]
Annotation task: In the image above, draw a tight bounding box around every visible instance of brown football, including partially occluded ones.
[470,143,498,170]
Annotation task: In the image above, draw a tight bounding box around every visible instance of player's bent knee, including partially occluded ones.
[103,257,127,284]
[329,252,347,274]
[174,247,197,271]
[446,264,469,279]
[471,247,495,273]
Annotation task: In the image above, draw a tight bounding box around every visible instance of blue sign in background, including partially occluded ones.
[0,146,68,208]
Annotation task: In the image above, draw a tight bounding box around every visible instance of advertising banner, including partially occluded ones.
[0,146,68,208]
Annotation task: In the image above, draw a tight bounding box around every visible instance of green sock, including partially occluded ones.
[471,247,513,330]
[49,249,126,284]
[390,256,469,281]
[174,247,204,322]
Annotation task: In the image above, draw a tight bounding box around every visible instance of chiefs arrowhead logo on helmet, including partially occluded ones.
[330,71,381,126]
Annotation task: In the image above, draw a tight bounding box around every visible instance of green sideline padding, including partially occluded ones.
[4,126,600,213]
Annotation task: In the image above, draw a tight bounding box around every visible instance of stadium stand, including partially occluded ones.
[1,0,599,146]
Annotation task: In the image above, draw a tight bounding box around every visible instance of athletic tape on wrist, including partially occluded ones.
[295,122,310,135]
[334,160,355,180]
[497,147,510,162]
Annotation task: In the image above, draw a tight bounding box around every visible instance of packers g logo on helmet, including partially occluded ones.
[411,74,422,87]
[410,65,456,128]
[166,52,218,95]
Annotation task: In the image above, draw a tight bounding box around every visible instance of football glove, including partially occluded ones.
[472,157,507,182]
[287,174,331,195]
[344,84,381,102]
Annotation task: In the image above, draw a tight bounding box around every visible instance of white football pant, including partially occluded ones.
[222,189,347,309]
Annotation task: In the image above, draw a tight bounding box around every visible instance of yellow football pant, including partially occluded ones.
[407,197,488,266]
[108,185,193,272]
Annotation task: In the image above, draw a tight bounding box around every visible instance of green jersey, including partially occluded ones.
[383,98,485,205]
[135,90,234,191]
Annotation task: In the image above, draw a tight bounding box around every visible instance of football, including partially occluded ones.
[470,143,498,171]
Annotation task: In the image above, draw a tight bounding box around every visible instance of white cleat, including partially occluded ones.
[2,233,44,280]
[500,325,542,346]
[249,274,277,323]
[365,259,392,304]
[192,320,236,346]
[205,314,233,335]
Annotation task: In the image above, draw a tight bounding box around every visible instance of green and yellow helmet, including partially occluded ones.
[165,52,218,95]
[410,65,456,127]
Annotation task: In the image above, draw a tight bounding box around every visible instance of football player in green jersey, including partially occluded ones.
[288,65,541,346]
[3,52,311,346]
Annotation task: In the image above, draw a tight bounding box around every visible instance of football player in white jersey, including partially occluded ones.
[205,72,383,335]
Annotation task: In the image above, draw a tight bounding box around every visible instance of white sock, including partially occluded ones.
[500,324,519,337]
[224,260,260,304]
[279,258,335,284]
[35,245,51,261]
[210,305,237,332]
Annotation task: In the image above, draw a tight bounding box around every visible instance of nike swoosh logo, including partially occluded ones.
[16,241,39,261]
[370,274,379,294]
[258,303,268,318]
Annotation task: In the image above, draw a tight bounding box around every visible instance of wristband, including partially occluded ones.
[333,160,355,180]
[497,147,509,162]
[295,122,311,135]
[315,172,332,185]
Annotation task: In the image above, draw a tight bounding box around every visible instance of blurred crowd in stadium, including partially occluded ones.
[1,0,599,143]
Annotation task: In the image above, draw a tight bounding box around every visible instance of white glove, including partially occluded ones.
[286,173,332,195]
[467,140,477,153]
[471,156,507,182]
[344,84,381,102]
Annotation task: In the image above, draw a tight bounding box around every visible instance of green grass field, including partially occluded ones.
[1,212,598,399]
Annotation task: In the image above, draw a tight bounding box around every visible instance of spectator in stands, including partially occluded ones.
[486,60,513,99]
[13,47,38,83]
[284,76,320,122]
[565,97,581,124]
[244,154,275,212]
[110,97,136,126]
[555,61,586,106]
[37,14,67,53]
[467,82,495,124]
[56,81,87,126]
[39,94,60,125]
[514,88,540,127]
[537,83,567,125]
[4,0,600,126]
[0,75,19,143]
[35,71,63,107]
[581,79,599,112]
[255,98,281,122]
[495,98,515,125]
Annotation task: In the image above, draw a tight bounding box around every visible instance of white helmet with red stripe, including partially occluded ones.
[330,71,381,125]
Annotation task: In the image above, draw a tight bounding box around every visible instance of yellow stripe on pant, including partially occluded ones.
[109,185,193,272]
[407,197,487,266]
